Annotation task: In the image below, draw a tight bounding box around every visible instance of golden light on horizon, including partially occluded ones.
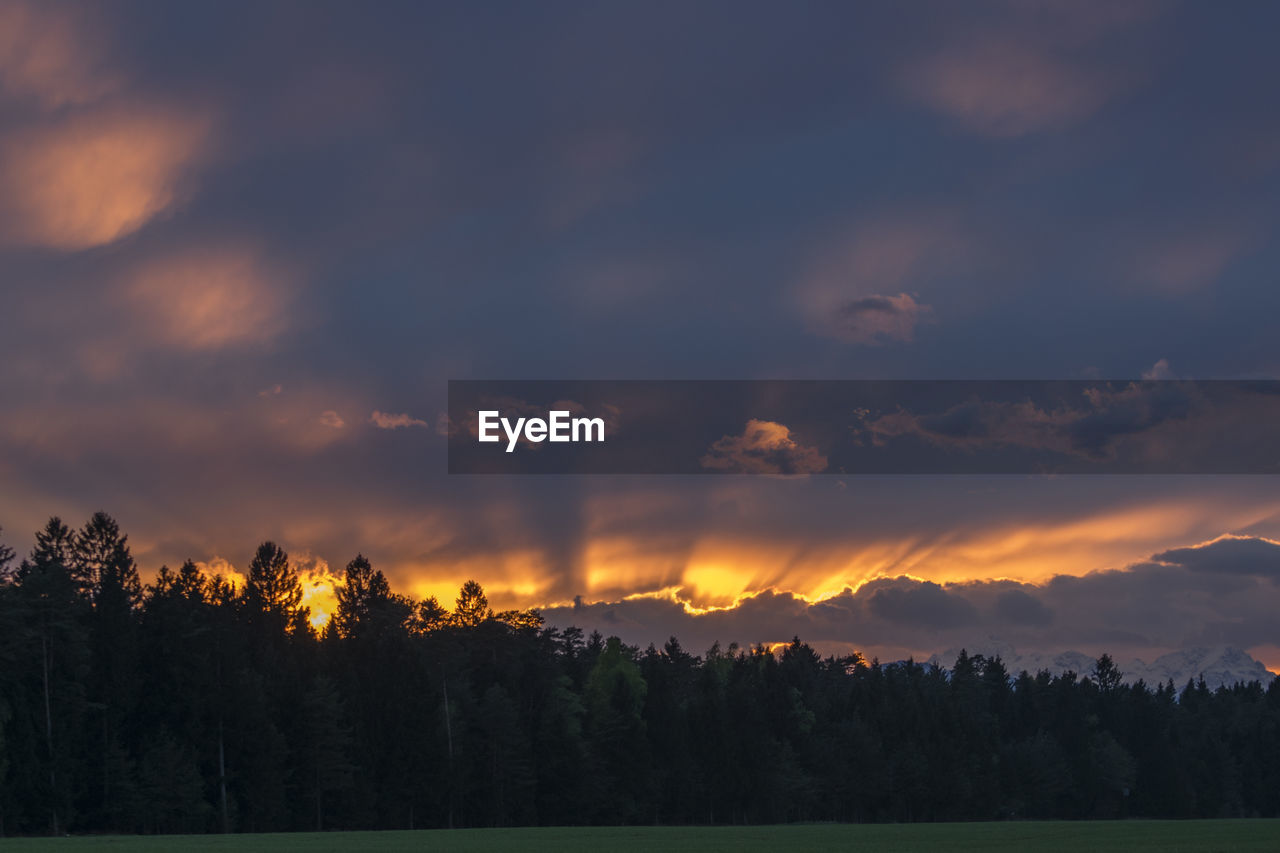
[1247,644,1280,677]
[294,555,342,630]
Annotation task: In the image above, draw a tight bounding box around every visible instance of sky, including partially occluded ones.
[2,0,1280,669]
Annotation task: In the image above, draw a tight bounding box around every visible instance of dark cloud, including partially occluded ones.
[834,293,932,345]
[543,550,1280,665]
[861,382,1207,462]
[993,588,1054,627]
[1153,536,1280,579]
[863,577,977,629]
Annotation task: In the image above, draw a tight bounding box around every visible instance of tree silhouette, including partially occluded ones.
[300,676,354,830]
[244,542,304,632]
[3,512,1280,835]
[0,526,14,580]
[453,580,491,628]
[1092,654,1123,693]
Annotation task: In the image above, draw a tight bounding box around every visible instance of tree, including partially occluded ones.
[73,513,142,830]
[1092,654,1123,694]
[0,526,15,581]
[495,608,544,631]
[413,596,450,634]
[135,731,210,834]
[27,518,75,582]
[333,555,386,639]
[11,518,90,834]
[476,684,534,826]
[584,636,650,822]
[73,512,142,608]
[243,542,303,630]
[10,508,1280,833]
[333,555,411,641]
[300,676,354,830]
[453,580,491,628]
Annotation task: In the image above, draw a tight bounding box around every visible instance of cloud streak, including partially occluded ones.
[370,411,430,429]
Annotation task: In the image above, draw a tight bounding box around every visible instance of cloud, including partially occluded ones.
[863,577,978,629]
[122,245,294,352]
[797,213,969,344]
[834,293,931,345]
[897,5,1157,136]
[1141,359,1175,380]
[902,39,1115,137]
[0,1,122,109]
[0,382,366,468]
[993,588,1055,627]
[0,106,212,250]
[542,540,1280,665]
[859,382,1199,460]
[1131,230,1250,293]
[193,556,245,590]
[701,419,828,475]
[370,410,429,430]
[1152,535,1280,579]
[292,552,342,630]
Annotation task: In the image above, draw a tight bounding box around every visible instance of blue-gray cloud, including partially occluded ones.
[1153,536,1280,579]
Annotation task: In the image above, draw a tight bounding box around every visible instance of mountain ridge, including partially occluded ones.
[926,642,1275,691]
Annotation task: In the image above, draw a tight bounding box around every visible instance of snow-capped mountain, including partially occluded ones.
[927,642,1275,691]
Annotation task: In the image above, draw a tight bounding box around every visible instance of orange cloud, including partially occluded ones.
[123,245,293,351]
[0,1,121,108]
[701,420,827,475]
[193,556,247,591]
[0,106,211,250]
[566,482,1280,612]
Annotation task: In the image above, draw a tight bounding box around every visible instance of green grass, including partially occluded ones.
[3,821,1279,852]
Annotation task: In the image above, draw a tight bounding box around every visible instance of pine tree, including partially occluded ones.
[0,526,15,581]
[13,519,90,834]
[300,676,354,830]
[243,542,303,630]
[453,580,491,628]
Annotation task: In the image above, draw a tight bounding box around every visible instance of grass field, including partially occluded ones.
[3,821,1279,853]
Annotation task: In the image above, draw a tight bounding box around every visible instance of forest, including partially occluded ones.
[1,512,1278,837]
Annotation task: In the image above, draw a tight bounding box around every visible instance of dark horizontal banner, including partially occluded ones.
[447,380,1280,475]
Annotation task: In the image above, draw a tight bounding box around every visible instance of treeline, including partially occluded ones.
[1,514,1279,836]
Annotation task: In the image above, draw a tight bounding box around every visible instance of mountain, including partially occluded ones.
[927,641,1275,691]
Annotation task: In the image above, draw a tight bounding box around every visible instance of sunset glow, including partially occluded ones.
[0,0,1278,682]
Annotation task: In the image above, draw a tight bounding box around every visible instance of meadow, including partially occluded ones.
[3,821,1279,853]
